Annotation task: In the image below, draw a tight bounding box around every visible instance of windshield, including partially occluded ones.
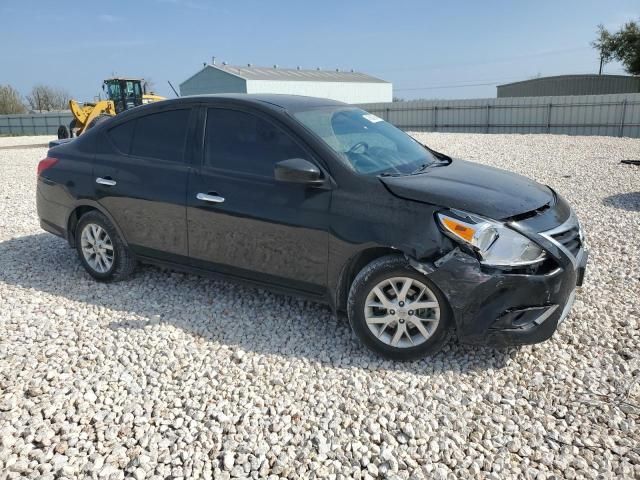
[293,107,437,175]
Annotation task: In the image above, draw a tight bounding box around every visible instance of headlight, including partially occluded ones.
[437,210,545,267]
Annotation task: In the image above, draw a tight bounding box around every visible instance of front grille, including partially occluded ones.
[540,211,583,263]
[549,225,582,258]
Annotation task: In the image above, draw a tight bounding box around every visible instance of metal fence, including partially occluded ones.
[3,93,640,138]
[358,93,640,138]
[0,112,73,136]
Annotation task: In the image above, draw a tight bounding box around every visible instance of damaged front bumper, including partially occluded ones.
[409,246,588,347]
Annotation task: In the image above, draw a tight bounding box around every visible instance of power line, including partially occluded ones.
[394,64,629,92]
[395,76,525,92]
[374,46,591,73]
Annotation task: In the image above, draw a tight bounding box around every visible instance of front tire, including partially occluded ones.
[75,211,136,282]
[347,255,451,360]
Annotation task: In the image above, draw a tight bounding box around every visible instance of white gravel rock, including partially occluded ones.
[0,135,53,148]
[1,133,639,478]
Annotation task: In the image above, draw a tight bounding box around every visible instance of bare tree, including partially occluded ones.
[0,85,26,114]
[26,85,71,112]
[142,78,156,94]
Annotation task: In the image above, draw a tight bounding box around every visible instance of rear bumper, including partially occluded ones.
[414,247,587,347]
[36,181,71,241]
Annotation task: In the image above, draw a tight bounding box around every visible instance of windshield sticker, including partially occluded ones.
[363,114,384,123]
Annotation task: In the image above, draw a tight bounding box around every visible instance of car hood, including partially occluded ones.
[380,159,553,220]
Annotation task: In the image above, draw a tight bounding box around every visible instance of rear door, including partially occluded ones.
[94,107,196,261]
[186,106,331,294]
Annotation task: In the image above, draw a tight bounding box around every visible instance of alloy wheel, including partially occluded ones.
[364,277,441,348]
[80,223,114,273]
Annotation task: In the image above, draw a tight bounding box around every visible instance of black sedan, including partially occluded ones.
[36,94,587,359]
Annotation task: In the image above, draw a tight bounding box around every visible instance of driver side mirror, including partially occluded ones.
[274,158,324,185]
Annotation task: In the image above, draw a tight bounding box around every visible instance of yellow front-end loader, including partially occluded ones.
[57,78,165,139]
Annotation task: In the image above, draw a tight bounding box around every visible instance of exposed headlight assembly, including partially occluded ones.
[437,210,546,267]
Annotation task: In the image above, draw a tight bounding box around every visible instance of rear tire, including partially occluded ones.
[75,211,136,282]
[347,255,451,360]
[57,125,69,139]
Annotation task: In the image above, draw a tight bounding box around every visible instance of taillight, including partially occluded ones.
[37,157,58,176]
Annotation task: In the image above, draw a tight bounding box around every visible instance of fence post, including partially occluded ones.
[385,107,390,122]
[619,99,627,137]
[546,103,552,133]
[433,106,438,132]
[486,105,491,134]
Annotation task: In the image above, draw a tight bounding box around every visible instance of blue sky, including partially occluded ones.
[1,0,637,101]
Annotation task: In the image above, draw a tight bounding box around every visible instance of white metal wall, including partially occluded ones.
[246,80,392,104]
[358,93,640,138]
[179,67,247,96]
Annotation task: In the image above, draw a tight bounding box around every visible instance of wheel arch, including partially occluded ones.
[66,201,129,248]
[335,246,405,313]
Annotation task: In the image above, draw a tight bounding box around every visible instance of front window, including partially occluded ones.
[204,108,306,177]
[105,80,142,112]
[293,107,437,175]
[105,81,121,103]
[124,81,142,109]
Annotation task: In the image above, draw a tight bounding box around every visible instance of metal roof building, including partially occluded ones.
[497,74,640,98]
[179,63,392,104]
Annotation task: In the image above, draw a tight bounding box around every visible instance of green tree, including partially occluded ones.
[592,20,640,75]
[0,85,26,114]
[615,21,640,75]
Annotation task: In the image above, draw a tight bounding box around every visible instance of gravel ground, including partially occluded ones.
[0,136,51,148]
[1,133,639,479]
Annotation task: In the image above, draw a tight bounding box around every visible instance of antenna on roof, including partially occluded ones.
[212,56,216,65]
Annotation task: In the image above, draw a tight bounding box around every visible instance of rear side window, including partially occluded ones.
[204,108,305,176]
[131,109,191,162]
[108,109,191,161]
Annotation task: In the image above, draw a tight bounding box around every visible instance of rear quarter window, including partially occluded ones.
[107,120,135,154]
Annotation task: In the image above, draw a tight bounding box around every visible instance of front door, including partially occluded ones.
[187,106,331,294]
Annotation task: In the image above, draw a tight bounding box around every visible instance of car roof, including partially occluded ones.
[161,93,348,111]
[108,94,352,127]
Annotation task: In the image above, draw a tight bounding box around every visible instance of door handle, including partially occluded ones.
[96,177,117,186]
[196,192,225,203]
